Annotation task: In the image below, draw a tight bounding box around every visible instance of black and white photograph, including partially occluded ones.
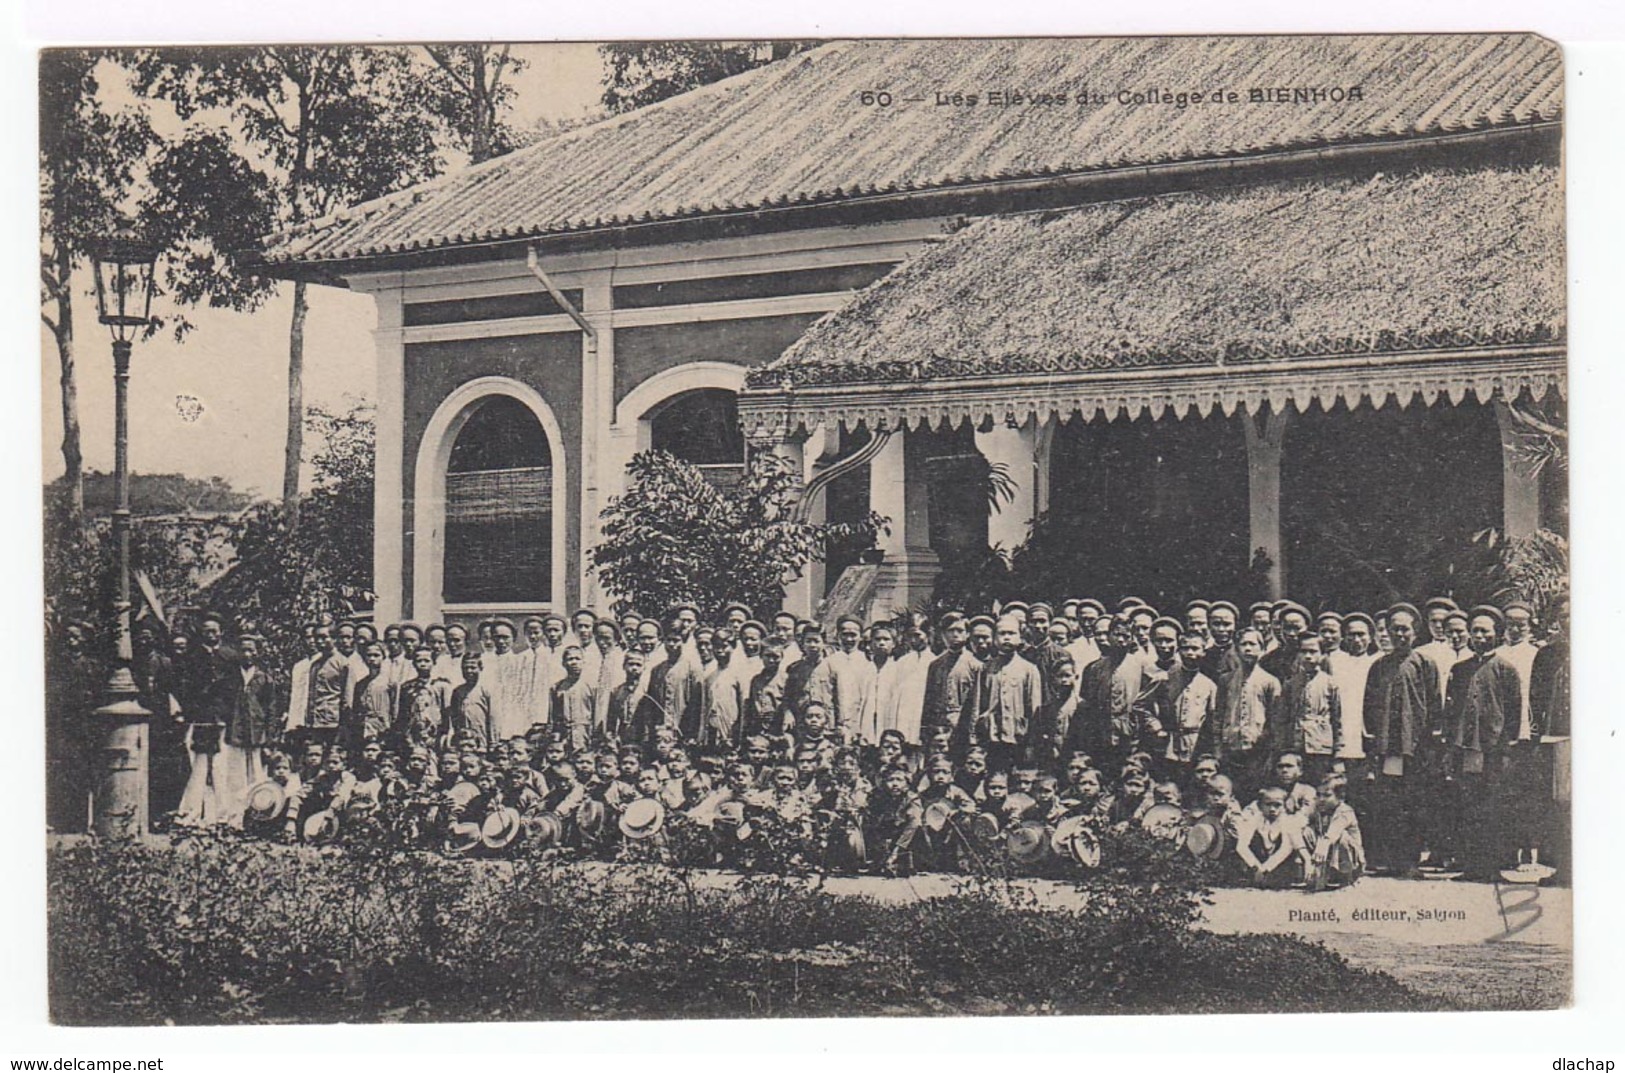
[35,31,1581,1029]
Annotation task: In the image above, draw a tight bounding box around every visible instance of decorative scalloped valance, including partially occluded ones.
[737,345,1565,439]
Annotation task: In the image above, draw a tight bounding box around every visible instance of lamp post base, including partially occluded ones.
[91,687,151,840]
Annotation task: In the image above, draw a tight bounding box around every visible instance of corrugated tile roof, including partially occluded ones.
[260,34,1562,267]
[746,165,1564,389]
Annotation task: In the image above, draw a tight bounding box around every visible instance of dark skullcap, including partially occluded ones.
[1387,602,1423,626]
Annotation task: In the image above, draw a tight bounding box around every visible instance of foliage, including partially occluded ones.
[202,400,375,659]
[48,830,1428,1025]
[927,545,1013,619]
[1452,527,1570,624]
[599,42,821,113]
[43,486,236,643]
[413,45,528,164]
[47,471,254,517]
[590,450,885,620]
[128,46,446,518]
[39,49,160,525]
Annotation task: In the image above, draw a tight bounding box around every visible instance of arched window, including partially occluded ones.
[444,396,552,604]
[648,388,745,487]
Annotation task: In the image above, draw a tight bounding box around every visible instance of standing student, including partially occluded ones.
[1362,602,1443,877]
[550,646,597,752]
[966,615,1042,772]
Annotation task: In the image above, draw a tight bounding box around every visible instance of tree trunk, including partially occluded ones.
[53,242,85,531]
[283,278,308,529]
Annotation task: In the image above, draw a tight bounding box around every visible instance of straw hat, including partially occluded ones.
[302,809,340,845]
[575,799,611,841]
[1184,815,1229,860]
[970,811,1001,843]
[444,820,483,856]
[528,811,564,848]
[1003,792,1037,823]
[1006,821,1052,865]
[923,799,954,832]
[481,807,523,851]
[619,798,667,840]
[1051,815,1102,868]
[245,781,287,824]
[1139,803,1186,840]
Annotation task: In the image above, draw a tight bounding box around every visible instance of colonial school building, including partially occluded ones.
[255,35,1566,625]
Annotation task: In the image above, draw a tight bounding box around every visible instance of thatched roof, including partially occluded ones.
[749,165,1563,389]
[258,35,1561,271]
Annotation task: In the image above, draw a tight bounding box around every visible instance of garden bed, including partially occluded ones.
[49,832,1429,1025]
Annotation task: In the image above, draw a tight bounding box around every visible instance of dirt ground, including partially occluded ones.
[805,870,1572,1009]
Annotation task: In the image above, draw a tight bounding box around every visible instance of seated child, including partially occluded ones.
[1235,786,1305,889]
[541,761,586,817]
[1267,753,1319,816]
[1059,767,1108,824]
[1302,776,1365,890]
[823,747,872,818]
[1031,775,1065,825]
[864,765,924,876]
[956,746,990,801]
[979,770,1011,825]
[1199,774,1245,842]
[1103,766,1154,826]
[742,735,773,786]
[245,751,302,841]
[765,763,814,830]
[917,757,978,871]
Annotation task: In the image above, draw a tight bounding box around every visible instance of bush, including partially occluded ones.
[48,832,1427,1024]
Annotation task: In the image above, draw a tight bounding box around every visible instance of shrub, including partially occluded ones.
[48,831,1427,1024]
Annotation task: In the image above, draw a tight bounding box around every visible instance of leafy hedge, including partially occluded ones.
[49,831,1426,1024]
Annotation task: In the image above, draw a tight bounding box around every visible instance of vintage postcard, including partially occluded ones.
[40,35,1569,1024]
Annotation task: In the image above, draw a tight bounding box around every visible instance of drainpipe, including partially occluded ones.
[528,246,600,603]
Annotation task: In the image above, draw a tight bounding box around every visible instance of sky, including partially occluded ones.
[39,43,610,498]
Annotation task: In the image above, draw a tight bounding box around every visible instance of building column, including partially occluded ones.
[1495,396,1543,540]
[580,275,614,612]
[770,433,814,618]
[1243,407,1289,600]
[370,281,406,624]
[869,428,940,614]
[976,417,1039,551]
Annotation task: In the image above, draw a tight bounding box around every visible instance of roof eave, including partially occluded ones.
[247,119,1561,284]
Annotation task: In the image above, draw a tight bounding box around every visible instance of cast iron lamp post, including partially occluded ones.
[86,223,159,838]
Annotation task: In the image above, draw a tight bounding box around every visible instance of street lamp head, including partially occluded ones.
[88,222,159,344]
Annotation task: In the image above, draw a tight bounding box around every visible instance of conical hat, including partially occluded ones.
[923,799,954,832]
[970,811,1001,843]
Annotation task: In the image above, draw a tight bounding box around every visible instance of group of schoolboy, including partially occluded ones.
[139,590,1568,885]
